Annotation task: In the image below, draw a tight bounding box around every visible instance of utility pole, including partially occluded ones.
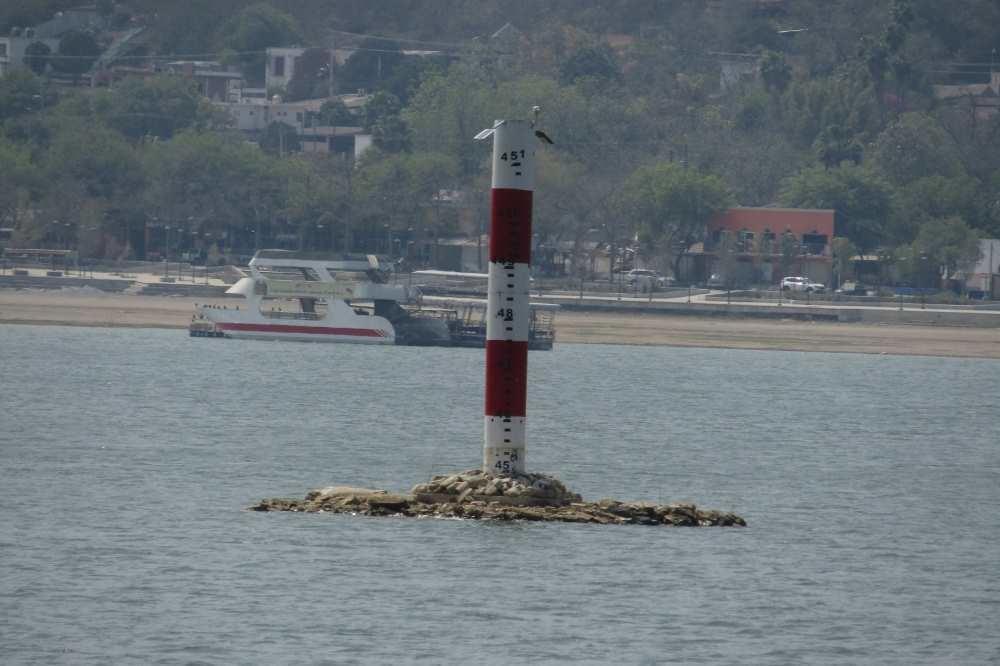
[328,34,335,98]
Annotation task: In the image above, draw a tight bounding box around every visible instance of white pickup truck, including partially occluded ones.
[781,276,825,293]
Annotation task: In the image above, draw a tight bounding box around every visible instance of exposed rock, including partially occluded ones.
[251,471,746,527]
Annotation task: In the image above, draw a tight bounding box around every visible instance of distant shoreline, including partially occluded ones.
[1,289,998,359]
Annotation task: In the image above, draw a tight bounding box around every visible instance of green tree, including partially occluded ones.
[559,44,619,85]
[102,75,225,141]
[24,41,52,75]
[337,37,404,94]
[909,216,981,286]
[404,64,493,178]
[217,3,302,84]
[258,121,300,156]
[44,118,144,200]
[53,30,101,80]
[0,69,50,122]
[319,99,356,127]
[781,69,880,150]
[616,162,733,276]
[0,135,41,238]
[363,91,403,132]
[286,48,332,101]
[812,124,862,168]
[831,236,859,288]
[355,151,459,240]
[891,175,984,242]
[759,50,791,93]
[870,112,966,184]
[780,164,893,252]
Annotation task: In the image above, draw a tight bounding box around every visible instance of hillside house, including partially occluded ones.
[933,71,1000,121]
[0,30,60,76]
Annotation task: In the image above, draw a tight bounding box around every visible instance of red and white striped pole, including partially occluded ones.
[477,119,537,476]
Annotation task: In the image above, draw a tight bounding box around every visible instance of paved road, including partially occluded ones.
[534,289,1000,317]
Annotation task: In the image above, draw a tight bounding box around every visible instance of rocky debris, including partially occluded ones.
[410,469,582,506]
[250,472,746,527]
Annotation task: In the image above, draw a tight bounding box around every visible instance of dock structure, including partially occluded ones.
[477,118,540,476]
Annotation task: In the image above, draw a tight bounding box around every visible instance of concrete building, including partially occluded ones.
[963,238,1000,298]
[933,71,1000,121]
[215,94,373,158]
[264,47,307,92]
[0,32,60,76]
[687,207,835,286]
[163,61,243,102]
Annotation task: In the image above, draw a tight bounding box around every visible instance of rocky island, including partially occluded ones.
[251,470,746,527]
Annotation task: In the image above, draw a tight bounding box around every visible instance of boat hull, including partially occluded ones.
[214,321,394,344]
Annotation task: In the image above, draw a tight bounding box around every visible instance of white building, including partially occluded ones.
[0,32,60,76]
[264,47,307,92]
[215,94,373,158]
[964,238,1000,297]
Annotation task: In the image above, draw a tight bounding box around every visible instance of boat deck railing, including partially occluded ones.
[262,310,323,321]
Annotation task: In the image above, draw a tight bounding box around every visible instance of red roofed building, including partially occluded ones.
[687,207,835,287]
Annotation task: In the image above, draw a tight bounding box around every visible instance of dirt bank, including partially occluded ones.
[1,289,998,358]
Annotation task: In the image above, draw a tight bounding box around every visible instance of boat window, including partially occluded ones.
[257,265,321,281]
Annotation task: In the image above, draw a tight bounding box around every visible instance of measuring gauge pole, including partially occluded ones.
[475,118,541,476]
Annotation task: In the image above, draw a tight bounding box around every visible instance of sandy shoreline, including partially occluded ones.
[1,289,999,358]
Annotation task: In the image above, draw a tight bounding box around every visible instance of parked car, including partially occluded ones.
[626,269,670,290]
[781,276,826,293]
[835,281,871,296]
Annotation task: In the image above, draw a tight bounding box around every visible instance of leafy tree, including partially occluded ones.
[258,121,300,156]
[101,76,224,141]
[286,48,332,101]
[404,63,493,178]
[362,91,402,131]
[44,119,145,200]
[0,136,41,235]
[355,151,459,240]
[53,30,101,80]
[142,129,274,253]
[781,68,880,150]
[0,69,51,122]
[24,41,52,75]
[734,90,769,133]
[217,3,302,84]
[559,44,619,85]
[319,99,357,127]
[759,50,791,93]
[616,162,733,276]
[812,124,862,168]
[381,55,449,105]
[831,236,859,287]
[372,115,410,153]
[891,175,984,242]
[780,164,893,251]
[905,216,981,287]
[870,112,965,184]
[337,37,404,94]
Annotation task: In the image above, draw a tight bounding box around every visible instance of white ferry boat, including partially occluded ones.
[189,250,555,349]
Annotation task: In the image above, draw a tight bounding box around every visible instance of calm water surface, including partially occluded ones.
[1,325,998,664]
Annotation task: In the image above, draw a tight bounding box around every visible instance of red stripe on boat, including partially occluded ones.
[489,189,533,263]
[484,339,528,416]
[218,323,386,337]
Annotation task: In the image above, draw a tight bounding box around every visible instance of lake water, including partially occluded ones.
[1,324,998,664]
